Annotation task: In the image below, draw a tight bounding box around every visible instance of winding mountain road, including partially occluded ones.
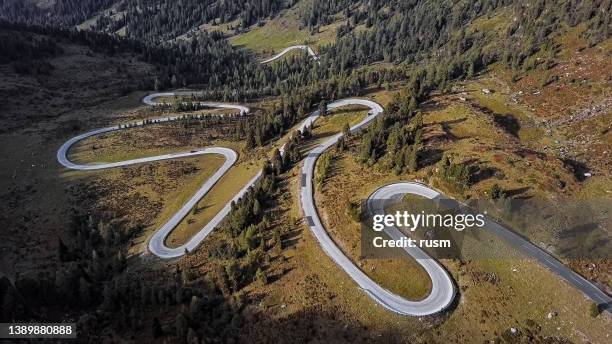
[260,45,319,63]
[57,91,457,315]
[142,92,250,114]
[56,96,257,258]
[299,105,457,316]
[56,45,609,317]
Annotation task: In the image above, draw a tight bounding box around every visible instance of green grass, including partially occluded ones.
[300,107,369,154]
[297,102,435,301]
[231,21,309,53]
[467,6,512,35]
[283,172,421,333]
[229,6,338,54]
[313,153,433,301]
[165,157,262,247]
[425,102,497,140]
[575,176,612,199]
[313,150,611,342]
[68,114,237,164]
[463,80,546,144]
[314,107,368,136]
[67,115,267,250]
[70,142,198,165]
[137,154,225,234]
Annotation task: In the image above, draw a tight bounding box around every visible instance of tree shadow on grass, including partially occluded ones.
[239,308,413,344]
[493,113,521,138]
[282,227,303,249]
[418,148,444,168]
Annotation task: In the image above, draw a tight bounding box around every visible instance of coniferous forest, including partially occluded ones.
[0,0,610,343]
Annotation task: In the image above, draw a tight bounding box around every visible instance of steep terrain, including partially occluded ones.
[0,1,610,343]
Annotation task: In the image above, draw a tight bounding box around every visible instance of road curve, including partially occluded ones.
[298,100,456,316]
[57,93,256,258]
[57,94,457,314]
[365,183,456,315]
[58,88,608,316]
[367,182,612,314]
[260,45,318,64]
[142,92,250,114]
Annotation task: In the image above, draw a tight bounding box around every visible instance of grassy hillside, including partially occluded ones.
[0,1,610,342]
[228,2,339,55]
[0,26,154,132]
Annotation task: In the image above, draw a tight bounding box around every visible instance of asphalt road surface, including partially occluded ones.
[56,94,256,258]
[480,210,612,313]
[298,102,456,316]
[56,46,610,315]
[260,45,319,63]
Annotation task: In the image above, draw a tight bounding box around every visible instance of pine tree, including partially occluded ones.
[152,317,163,338]
[58,237,69,262]
[407,144,419,172]
[175,313,188,342]
[343,122,350,136]
[272,149,284,175]
[589,303,600,317]
[319,100,327,116]
[255,268,268,285]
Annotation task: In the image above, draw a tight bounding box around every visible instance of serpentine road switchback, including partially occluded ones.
[57,46,610,316]
[260,45,319,63]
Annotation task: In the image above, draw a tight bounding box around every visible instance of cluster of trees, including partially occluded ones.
[210,123,314,292]
[0,0,554,105]
[489,183,507,200]
[0,21,321,99]
[171,97,215,113]
[0,30,61,63]
[212,126,310,294]
[315,152,333,187]
[335,122,351,152]
[358,90,423,174]
[0,208,139,322]
[95,0,292,43]
[117,112,244,149]
[235,92,317,148]
[2,1,609,99]
[212,128,308,294]
[215,169,278,292]
[503,0,609,71]
[437,154,477,195]
[306,0,608,88]
[0,20,144,57]
[0,27,62,75]
[384,117,422,175]
[2,0,610,340]
[0,176,275,340]
[315,122,351,187]
[301,0,354,30]
[0,0,526,103]
[0,0,115,27]
[270,131,303,176]
[79,262,243,342]
[315,0,506,68]
[1,150,295,341]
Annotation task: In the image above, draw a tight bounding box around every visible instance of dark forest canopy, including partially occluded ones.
[98,0,295,43]
[0,0,116,26]
[0,1,608,106]
[1,0,610,341]
[0,0,297,39]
